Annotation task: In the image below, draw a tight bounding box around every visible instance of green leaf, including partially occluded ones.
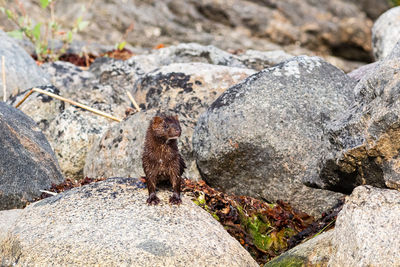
[5,9,14,19]
[67,31,73,42]
[77,20,89,31]
[49,21,59,31]
[32,23,42,41]
[0,7,5,14]
[39,0,50,9]
[117,41,126,51]
[18,16,25,26]
[7,30,24,39]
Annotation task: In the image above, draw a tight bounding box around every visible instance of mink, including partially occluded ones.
[142,114,186,205]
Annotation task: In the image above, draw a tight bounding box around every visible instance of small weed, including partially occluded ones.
[0,0,90,61]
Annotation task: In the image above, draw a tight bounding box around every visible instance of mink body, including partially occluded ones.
[142,114,186,205]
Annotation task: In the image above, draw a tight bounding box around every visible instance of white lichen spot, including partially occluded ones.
[283,60,301,78]
[298,56,322,73]
[271,67,283,77]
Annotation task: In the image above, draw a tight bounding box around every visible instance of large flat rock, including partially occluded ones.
[0,177,258,266]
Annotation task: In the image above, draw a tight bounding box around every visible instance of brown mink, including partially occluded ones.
[142,114,186,205]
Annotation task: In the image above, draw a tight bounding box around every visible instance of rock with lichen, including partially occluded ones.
[84,62,255,180]
[193,56,355,218]
[0,177,258,267]
[315,41,400,193]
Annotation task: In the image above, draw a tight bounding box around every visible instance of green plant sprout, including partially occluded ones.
[0,0,90,61]
[114,22,134,51]
[391,0,400,6]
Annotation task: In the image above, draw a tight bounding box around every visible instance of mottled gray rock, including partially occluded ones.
[47,106,116,178]
[0,177,258,267]
[0,209,23,239]
[7,85,65,133]
[193,56,354,217]
[372,6,400,60]
[6,83,123,179]
[84,111,154,179]
[0,103,64,210]
[388,39,400,59]
[348,0,391,20]
[329,186,400,266]
[0,0,373,62]
[40,61,95,96]
[85,63,255,180]
[0,30,49,99]
[91,43,285,82]
[382,158,400,190]
[235,49,293,71]
[347,62,378,82]
[320,52,400,193]
[132,43,248,71]
[265,230,334,267]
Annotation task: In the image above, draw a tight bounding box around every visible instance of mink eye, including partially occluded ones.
[163,123,169,129]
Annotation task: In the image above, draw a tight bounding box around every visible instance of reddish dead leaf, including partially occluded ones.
[102,48,134,60]
[154,43,165,49]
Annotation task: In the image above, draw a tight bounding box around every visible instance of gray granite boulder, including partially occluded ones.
[1,0,373,62]
[132,43,248,71]
[0,30,49,100]
[0,177,258,267]
[84,112,154,179]
[0,209,23,240]
[6,85,122,180]
[40,61,95,96]
[235,49,293,71]
[267,186,400,266]
[265,230,334,267]
[92,43,292,81]
[7,85,65,133]
[46,106,114,178]
[0,102,64,210]
[319,44,400,193]
[84,63,255,180]
[347,62,378,82]
[329,186,400,266]
[372,6,400,60]
[193,56,355,217]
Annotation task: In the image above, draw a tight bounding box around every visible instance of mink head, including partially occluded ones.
[151,114,182,141]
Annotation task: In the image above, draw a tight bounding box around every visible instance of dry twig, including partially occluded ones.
[126,90,141,112]
[39,190,58,196]
[15,87,122,122]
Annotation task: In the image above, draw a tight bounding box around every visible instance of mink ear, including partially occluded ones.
[153,116,163,126]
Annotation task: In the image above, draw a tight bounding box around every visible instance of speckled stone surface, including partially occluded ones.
[323,45,400,193]
[84,62,255,180]
[0,102,64,210]
[0,177,258,266]
[0,209,23,239]
[193,56,353,217]
[265,230,334,267]
[372,6,400,60]
[329,186,400,266]
[46,106,112,178]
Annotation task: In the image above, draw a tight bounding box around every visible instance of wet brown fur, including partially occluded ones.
[142,114,186,205]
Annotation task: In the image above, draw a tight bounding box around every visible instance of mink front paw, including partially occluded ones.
[147,193,160,205]
[169,193,182,205]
